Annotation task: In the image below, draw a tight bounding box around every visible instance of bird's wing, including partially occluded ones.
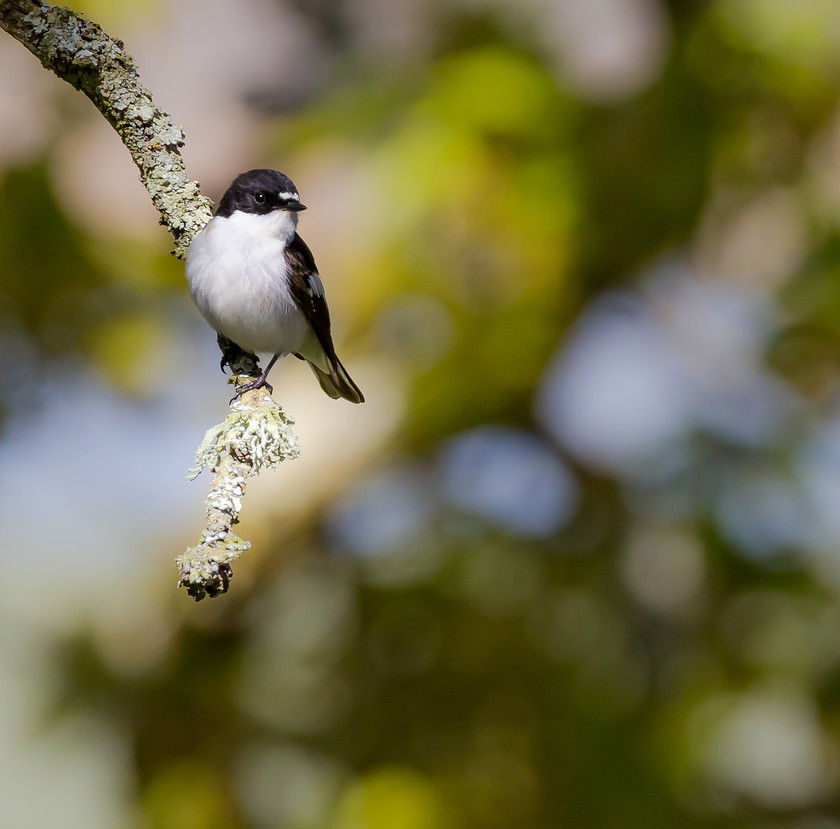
[285,233,366,404]
[284,232,337,358]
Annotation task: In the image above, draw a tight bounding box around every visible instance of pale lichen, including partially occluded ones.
[178,388,300,601]
[188,402,300,481]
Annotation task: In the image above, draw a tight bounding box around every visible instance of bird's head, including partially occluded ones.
[215,168,307,220]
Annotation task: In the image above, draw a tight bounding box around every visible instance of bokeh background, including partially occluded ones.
[4,0,840,826]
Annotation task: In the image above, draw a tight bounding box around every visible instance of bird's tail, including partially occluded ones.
[307,355,365,404]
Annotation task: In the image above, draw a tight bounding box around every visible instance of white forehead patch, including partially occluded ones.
[278,191,299,201]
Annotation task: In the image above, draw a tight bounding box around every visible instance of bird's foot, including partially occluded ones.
[217,335,259,376]
[230,375,274,404]
[219,344,248,374]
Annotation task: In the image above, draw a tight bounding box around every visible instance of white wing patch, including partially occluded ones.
[306,272,326,299]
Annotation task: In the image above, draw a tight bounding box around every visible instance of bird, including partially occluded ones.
[185,168,364,403]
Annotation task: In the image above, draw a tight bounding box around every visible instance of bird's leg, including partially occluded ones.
[230,353,281,402]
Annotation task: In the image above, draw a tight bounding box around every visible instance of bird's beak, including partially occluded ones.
[285,202,307,212]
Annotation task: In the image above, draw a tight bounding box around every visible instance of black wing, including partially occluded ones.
[285,233,365,403]
[284,232,337,359]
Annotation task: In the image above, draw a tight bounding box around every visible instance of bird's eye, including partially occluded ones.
[254,192,266,204]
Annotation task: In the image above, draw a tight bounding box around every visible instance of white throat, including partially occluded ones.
[226,208,298,245]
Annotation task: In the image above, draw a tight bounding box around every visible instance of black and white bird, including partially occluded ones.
[185,169,364,403]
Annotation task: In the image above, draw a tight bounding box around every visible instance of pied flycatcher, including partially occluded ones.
[185,169,364,403]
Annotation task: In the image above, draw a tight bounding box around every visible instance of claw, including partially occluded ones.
[230,375,274,404]
[217,335,258,376]
[228,353,280,404]
[219,344,240,374]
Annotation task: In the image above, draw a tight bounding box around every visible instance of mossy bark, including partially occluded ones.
[0,0,212,257]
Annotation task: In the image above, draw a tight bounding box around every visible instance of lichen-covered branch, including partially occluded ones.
[0,0,212,257]
[178,373,300,602]
[0,1,301,600]
[176,339,300,601]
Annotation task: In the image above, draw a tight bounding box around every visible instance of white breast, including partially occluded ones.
[185,211,308,356]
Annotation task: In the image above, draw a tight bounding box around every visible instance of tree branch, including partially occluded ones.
[0,0,212,257]
[177,341,300,602]
[0,0,301,600]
